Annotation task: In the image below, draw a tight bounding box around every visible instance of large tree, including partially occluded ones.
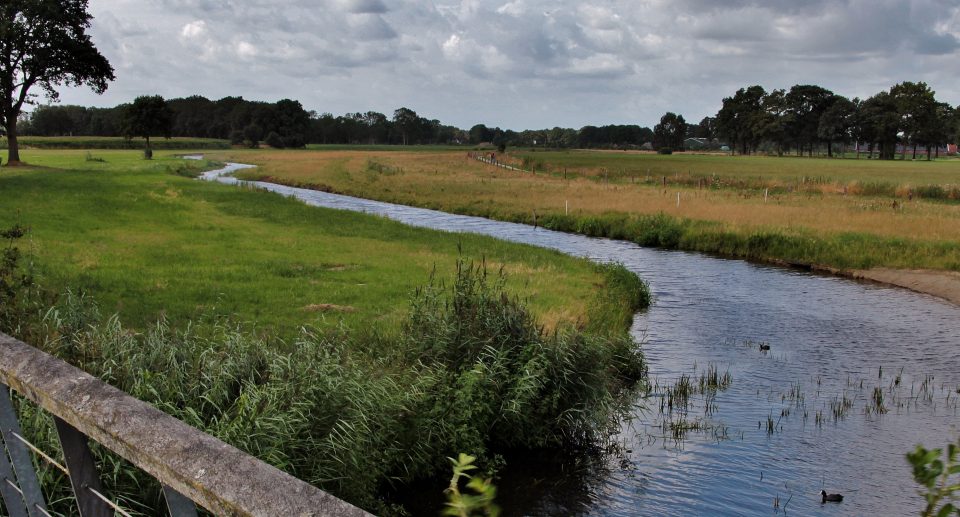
[653,112,687,151]
[0,0,114,165]
[716,85,766,155]
[120,95,173,157]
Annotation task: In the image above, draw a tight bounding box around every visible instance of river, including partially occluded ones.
[200,161,960,516]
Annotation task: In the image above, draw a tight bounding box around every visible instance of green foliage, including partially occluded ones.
[14,258,645,513]
[120,95,174,152]
[907,439,960,516]
[265,131,285,149]
[0,136,229,150]
[0,0,115,162]
[0,223,33,331]
[443,453,500,517]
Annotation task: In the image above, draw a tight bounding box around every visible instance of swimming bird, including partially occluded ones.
[820,490,843,503]
[759,344,771,351]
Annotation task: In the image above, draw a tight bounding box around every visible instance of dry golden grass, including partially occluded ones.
[215,149,960,244]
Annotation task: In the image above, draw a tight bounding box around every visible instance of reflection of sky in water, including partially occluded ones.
[205,164,960,516]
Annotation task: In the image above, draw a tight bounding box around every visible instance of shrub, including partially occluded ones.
[657,147,674,155]
[0,223,32,331]
[264,131,285,149]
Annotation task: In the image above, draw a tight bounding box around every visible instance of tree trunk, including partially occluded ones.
[827,141,833,158]
[912,143,917,160]
[927,146,932,161]
[4,115,21,165]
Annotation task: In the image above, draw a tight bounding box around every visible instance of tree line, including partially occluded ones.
[713,82,959,160]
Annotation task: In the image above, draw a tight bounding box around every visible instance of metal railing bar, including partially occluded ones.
[1,446,30,517]
[11,433,69,475]
[0,383,50,517]
[162,484,199,517]
[86,486,134,517]
[53,417,111,517]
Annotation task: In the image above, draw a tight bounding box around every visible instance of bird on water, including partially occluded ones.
[821,490,843,503]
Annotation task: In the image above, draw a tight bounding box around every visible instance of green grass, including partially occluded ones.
[0,148,652,514]
[2,136,230,150]
[515,149,960,187]
[305,143,471,152]
[0,150,615,336]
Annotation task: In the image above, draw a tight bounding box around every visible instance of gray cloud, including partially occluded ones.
[50,0,960,130]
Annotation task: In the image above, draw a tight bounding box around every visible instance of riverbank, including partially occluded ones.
[212,148,960,306]
[850,268,960,305]
[0,150,619,334]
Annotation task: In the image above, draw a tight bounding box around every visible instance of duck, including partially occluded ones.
[820,490,843,503]
[759,344,771,351]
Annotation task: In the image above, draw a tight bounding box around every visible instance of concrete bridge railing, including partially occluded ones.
[0,331,370,517]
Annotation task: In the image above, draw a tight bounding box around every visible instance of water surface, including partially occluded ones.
[203,163,960,516]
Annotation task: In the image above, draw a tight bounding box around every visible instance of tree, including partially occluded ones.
[242,123,263,148]
[859,91,900,160]
[817,96,856,158]
[393,107,419,145]
[716,86,766,155]
[120,95,173,157]
[653,112,687,151]
[1,0,115,165]
[890,81,937,159]
[784,84,834,156]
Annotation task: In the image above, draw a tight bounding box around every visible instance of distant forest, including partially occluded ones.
[14,81,960,159]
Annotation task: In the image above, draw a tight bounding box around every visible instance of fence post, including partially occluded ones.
[54,418,112,517]
[0,384,47,517]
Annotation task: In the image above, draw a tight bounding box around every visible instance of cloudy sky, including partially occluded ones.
[56,0,960,130]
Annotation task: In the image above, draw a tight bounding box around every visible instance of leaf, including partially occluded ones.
[936,503,956,517]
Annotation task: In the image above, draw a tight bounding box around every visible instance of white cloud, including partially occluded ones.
[48,0,960,130]
[180,20,206,40]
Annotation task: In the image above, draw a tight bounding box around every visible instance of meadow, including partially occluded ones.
[1,149,650,514]
[1,149,611,334]
[223,147,960,272]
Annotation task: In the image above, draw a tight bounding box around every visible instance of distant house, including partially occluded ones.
[640,142,654,151]
[684,137,710,150]
[948,144,958,155]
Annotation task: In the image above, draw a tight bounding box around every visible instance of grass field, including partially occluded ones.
[509,149,960,187]
[0,149,615,335]
[1,148,651,514]
[217,147,960,272]
[1,136,230,150]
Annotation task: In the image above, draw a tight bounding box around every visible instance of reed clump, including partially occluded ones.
[11,259,648,514]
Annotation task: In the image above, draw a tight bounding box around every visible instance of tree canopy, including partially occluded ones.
[0,0,114,164]
[120,95,173,153]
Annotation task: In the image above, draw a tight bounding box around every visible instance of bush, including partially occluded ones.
[0,223,32,333]
[657,147,674,155]
[264,131,285,149]
[229,130,244,145]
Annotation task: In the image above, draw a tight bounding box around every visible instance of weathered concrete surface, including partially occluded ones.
[0,332,371,517]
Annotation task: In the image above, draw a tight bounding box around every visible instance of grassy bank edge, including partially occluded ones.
[233,171,960,278]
